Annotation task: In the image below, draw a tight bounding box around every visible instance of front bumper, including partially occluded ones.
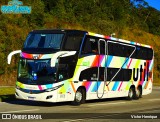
[15,88,57,103]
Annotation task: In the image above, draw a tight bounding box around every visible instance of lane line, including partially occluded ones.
[139,109,160,113]
[148,98,160,101]
[0,109,39,113]
[63,119,84,122]
[153,87,160,90]
[88,101,126,107]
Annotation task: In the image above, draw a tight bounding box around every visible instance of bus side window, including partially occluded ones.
[82,36,98,54]
[82,38,92,53]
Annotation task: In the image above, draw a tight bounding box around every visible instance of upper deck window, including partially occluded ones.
[62,33,84,51]
[24,33,64,49]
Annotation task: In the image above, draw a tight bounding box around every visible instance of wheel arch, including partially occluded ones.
[77,86,86,94]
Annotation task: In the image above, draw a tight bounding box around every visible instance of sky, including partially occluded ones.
[144,0,160,10]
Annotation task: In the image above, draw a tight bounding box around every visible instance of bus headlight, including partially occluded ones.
[45,84,64,92]
[45,86,59,92]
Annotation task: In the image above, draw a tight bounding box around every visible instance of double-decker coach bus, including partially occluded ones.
[8,29,154,105]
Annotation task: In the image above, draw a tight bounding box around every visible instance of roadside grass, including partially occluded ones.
[0,87,15,95]
[0,87,16,102]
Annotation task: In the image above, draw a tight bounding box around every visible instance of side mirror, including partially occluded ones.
[51,51,68,67]
[7,50,21,64]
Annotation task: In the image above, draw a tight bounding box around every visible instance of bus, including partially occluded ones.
[8,29,154,105]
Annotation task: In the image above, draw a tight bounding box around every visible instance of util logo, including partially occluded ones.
[133,62,150,82]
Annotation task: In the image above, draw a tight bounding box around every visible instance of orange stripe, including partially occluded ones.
[71,82,76,93]
[107,85,109,91]
[145,77,151,89]
[91,55,99,67]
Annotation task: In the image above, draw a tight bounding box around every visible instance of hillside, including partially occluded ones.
[0,0,160,85]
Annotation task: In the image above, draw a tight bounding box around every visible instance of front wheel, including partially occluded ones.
[72,88,86,105]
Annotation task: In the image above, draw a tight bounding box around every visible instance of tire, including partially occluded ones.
[127,87,135,100]
[72,88,86,105]
[134,87,142,100]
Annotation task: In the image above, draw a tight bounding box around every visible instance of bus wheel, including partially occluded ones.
[72,88,85,105]
[127,87,135,100]
[134,87,142,100]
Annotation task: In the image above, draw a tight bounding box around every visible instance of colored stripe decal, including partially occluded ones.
[106,55,113,67]
[82,81,92,92]
[92,82,101,92]
[71,82,76,93]
[46,84,53,89]
[118,81,123,91]
[38,85,43,90]
[112,81,120,91]
[127,59,132,68]
[92,55,99,67]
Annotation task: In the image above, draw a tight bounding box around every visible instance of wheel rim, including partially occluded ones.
[129,89,133,98]
[75,91,82,102]
[136,89,140,97]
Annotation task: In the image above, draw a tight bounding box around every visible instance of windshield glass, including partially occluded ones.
[23,33,64,53]
[18,58,56,85]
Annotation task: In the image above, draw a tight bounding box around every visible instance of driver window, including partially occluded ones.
[81,36,98,54]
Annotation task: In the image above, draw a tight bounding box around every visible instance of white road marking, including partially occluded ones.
[88,101,126,107]
[0,109,39,113]
[63,119,84,122]
[153,87,160,90]
[148,98,160,101]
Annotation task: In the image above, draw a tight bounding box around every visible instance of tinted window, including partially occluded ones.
[99,41,106,55]
[82,36,98,54]
[108,41,153,60]
[62,34,83,51]
[79,67,132,81]
[131,46,153,60]
[108,42,135,57]
[24,33,64,49]
[107,68,132,81]
[79,67,98,81]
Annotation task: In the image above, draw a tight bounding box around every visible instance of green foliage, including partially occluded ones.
[0,0,160,85]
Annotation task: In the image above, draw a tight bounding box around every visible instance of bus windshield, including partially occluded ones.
[18,58,57,85]
[23,33,64,53]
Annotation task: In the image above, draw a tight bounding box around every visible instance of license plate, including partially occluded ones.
[28,96,36,100]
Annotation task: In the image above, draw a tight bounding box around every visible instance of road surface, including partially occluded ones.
[0,86,160,122]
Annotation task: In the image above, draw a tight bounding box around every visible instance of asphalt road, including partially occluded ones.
[0,86,160,122]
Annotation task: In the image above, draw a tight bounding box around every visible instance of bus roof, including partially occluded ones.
[87,32,152,48]
[31,29,87,34]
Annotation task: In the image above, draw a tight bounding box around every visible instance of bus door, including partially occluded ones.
[97,39,108,98]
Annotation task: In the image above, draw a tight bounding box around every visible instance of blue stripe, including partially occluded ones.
[106,55,113,67]
[46,84,53,89]
[91,82,101,92]
[122,58,129,68]
[112,82,120,91]
[79,32,87,55]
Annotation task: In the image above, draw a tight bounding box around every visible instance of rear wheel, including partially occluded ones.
[127,87,135,100]
[72,88,86,105]
[134,87,142,100]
